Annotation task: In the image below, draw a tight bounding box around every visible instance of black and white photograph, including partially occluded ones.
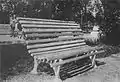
[0,0,120,82]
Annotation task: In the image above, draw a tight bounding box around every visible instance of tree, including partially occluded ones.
[99,1,120,45]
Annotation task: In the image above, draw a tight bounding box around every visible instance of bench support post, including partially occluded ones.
[53,65,63,82]
[50,59,63,82]
[53,65,61,79]
[91,54,97,68]
[30,56,38,74]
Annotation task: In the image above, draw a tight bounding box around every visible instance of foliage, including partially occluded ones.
[0,0,102,24]
[100,8,120,33]
[86,0,104,18]
[52,0,83,21]
[0,0,52,18]
[0,0,120,45]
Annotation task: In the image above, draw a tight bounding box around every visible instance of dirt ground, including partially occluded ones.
[2,53,120,82]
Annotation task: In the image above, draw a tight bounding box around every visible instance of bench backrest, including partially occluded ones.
[14,17,91,60]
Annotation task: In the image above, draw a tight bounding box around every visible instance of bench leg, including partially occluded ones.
[30,56,38,74]
[91,55,97,68]
[53,65,61,78]
[50,59,63,82]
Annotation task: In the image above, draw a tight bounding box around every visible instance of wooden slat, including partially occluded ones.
[0,28,10,30]
[29,42,86,53]
[0,31,11,35]
[32,45,88,56]
[0,24,10,29]
[33,46,103,60]
[0,28,11,30]
[69,64,92,75]
[19,20,80,26]
[17,17,77,24]
[0,35,25,45]
[25,32,83,38]
[0,40,25,45]
[27,39,85,49]
[0,27,11,35]
[26,36,84,44]
[0,32,11,35]
[21,24,80,29]
[70,65,93,76]
[52,50,104,67]
[23,28,82,33]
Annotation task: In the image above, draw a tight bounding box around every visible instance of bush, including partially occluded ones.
[84,31,101,46]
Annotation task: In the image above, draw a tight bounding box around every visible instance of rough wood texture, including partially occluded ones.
[0,31,11,35]
[0,24,11,35]
[28,42,86,53]
[23,28,82,33]
[21,24,80,28]
[17,17,77,24]
[19,20,79,26]
[25,32,83,38]
[0,24,11,29]
[26,36,84,44]
[27,39,84,49]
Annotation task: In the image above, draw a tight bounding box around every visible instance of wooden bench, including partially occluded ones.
[13,17,104,80]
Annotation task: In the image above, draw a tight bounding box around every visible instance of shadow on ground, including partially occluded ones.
[0,44,33,80]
